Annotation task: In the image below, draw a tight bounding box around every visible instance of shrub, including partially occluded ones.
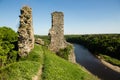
[57,45,72,60]
[0,27,18,67]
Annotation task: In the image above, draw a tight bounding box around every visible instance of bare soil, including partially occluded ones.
[32,66,43,80]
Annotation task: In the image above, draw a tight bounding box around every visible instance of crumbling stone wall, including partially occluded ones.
[18,6,34,57]
[49,12,67,52]
[49,12,76,63]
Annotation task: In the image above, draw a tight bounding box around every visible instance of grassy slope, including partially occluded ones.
[0,44,99,80]
[42,46,98,80]
[0,44,44,80]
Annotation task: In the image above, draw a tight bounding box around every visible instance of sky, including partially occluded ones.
[0,0,120,35]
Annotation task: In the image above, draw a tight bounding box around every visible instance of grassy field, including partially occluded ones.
[0,44,99,80]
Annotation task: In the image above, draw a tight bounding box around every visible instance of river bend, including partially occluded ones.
[74,44,120,80]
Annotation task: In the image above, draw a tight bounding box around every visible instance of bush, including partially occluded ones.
[0,27,18,67]
[57,45,72,60]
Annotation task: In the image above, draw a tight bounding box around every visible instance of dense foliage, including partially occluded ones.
[57,45,72,60]
[0,27,18,67]
[65,34,120,60]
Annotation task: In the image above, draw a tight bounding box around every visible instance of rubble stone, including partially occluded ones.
[35,38,44,45]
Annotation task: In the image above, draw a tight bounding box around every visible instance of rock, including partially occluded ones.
[18,6,34,57]
[35,38,44,45]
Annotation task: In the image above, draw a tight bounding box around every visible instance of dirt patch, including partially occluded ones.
[32,66,43,80]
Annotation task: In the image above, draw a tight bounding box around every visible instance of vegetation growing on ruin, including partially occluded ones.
[57,45,72,60]
[35,35,73,60]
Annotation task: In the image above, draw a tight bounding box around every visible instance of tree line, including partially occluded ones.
[65,34,120,60]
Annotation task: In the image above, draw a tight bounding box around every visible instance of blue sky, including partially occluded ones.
[0,0,120,35]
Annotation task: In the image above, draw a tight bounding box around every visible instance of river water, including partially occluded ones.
[74,44,120,80]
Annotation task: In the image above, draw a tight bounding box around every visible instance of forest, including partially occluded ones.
[65,34,120,66]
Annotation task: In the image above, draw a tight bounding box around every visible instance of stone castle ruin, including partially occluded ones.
[48,12,67,52]
[49,12,76,63]
[18,6,34,57]
[17,6,75,62]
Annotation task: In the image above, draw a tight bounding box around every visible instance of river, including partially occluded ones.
[73,44,120,80]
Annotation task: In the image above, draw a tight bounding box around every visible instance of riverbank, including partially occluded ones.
[74,44,120,80]
[97,56,120,73]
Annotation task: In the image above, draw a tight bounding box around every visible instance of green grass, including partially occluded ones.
[42,46,99,80]
[0,61,40,80]
[0,44,99,80]
[99,54,120,67]
[0,44,44,80]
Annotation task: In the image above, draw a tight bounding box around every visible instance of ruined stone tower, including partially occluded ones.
[49,11,76,63]
[18,6,34,57]
[49,12,67,52]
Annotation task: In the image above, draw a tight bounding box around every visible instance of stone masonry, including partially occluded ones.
[49,11,76,63]
[18,6,34,57]
[48,12,67,52]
